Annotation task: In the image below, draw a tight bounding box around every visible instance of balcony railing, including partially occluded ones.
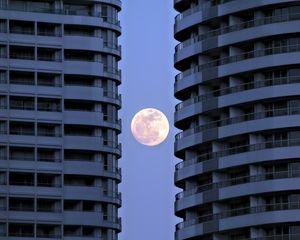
[10,103,35,111]
[9,53,34,60]
[37,157,62,163]
[104,66,121,76]
[245,234,300,240]
[37,30,61,37]
[37,206,61,212]
[37,55,62,62]
[103,115,122,125]
[175,76,300,110]
[176,170,300,200]
[9,28,34,35]
[37,103,61,112]
[176,138,300,170]
[9,181,34,186]
[176,12,300,51]
[176,201,300,230]
[175,0,242,21]
[103,140,122,151]
[10,129,34,136]
[10,156,34,161]
[37,182,61,188]
[176,107,300,139]
[103,190,122,200]
[37,131,61,137]
[9,206,34,211]
[9,232,34,237]
[0,5,121,26]
[103,42,122,51]
[36,233,62,238]
[176,43,300,82]
[10,79,35,85]
[103,91,122,101]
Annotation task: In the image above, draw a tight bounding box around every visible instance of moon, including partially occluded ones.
[131,108,169,146]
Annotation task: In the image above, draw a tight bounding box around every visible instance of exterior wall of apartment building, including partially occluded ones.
[0,0,122,239]
[174,0,300,239]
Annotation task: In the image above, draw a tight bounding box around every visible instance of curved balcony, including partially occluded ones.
[176,43,300,83]
[103,116,122,133]
[5,184,62,197]
[0,5,121,26]
[175,76,300,111]
[63,36,121,58]
[0,157,62,168]
[103,90,122,108]
[176,107,300,140]
[175,138,300,170]
[63,161,121,182]
[63,111,121,131]
[63,86,121,108]
[176,201,300,230]
[103,42,122,59]
[175,176,300,213]
[99,0,122,11]
[63,186,121,206]
[103,66,122,83]
[175,11,300,59]
[0,55,62,72]
[63,59,102,76]
[63,136,121,156]
[7,209,62,222]
[176,170,300,201]
[174,0,299,37]
[64,211,121,231]
[102,216,122,232]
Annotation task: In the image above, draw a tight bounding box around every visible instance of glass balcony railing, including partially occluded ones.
[9,206,34,211]
[37,131,61,137]
[175,0,240,22]
[176,138,300,170]
[9,28,34,35]
[103,91,122,101]
[9,232,34,237]
[37,103,61,112]
[176,12,300,51]
[0,5,120,26]
[104,66,121,76]
[9,181,34,186]
[9,53,34,60]
[9,102,35,111]
[177,201,300,230]
[10,129,34,136]
[176,43,300,82]
[103,115,122,126]
[9,79,35,85]
[244,234,300,240]
[37,157,61,163]
[10,156,34,161]
[175,76,300,110]
[176,107,300,140]
[36,233,62,238]
[103,41,122,51]
[176,170,300,200]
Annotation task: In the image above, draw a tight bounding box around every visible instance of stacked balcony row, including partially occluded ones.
[174,0,300,239]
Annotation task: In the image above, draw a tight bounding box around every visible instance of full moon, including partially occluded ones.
[131,108,169,146]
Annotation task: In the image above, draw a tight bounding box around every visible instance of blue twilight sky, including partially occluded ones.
[119,1,180,240]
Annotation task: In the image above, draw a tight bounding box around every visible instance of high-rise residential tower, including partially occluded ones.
[174,0,300,239]
[0,0,121,239]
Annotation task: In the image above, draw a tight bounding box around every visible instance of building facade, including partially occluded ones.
[174,0,300,239]
[0,0,121,239]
